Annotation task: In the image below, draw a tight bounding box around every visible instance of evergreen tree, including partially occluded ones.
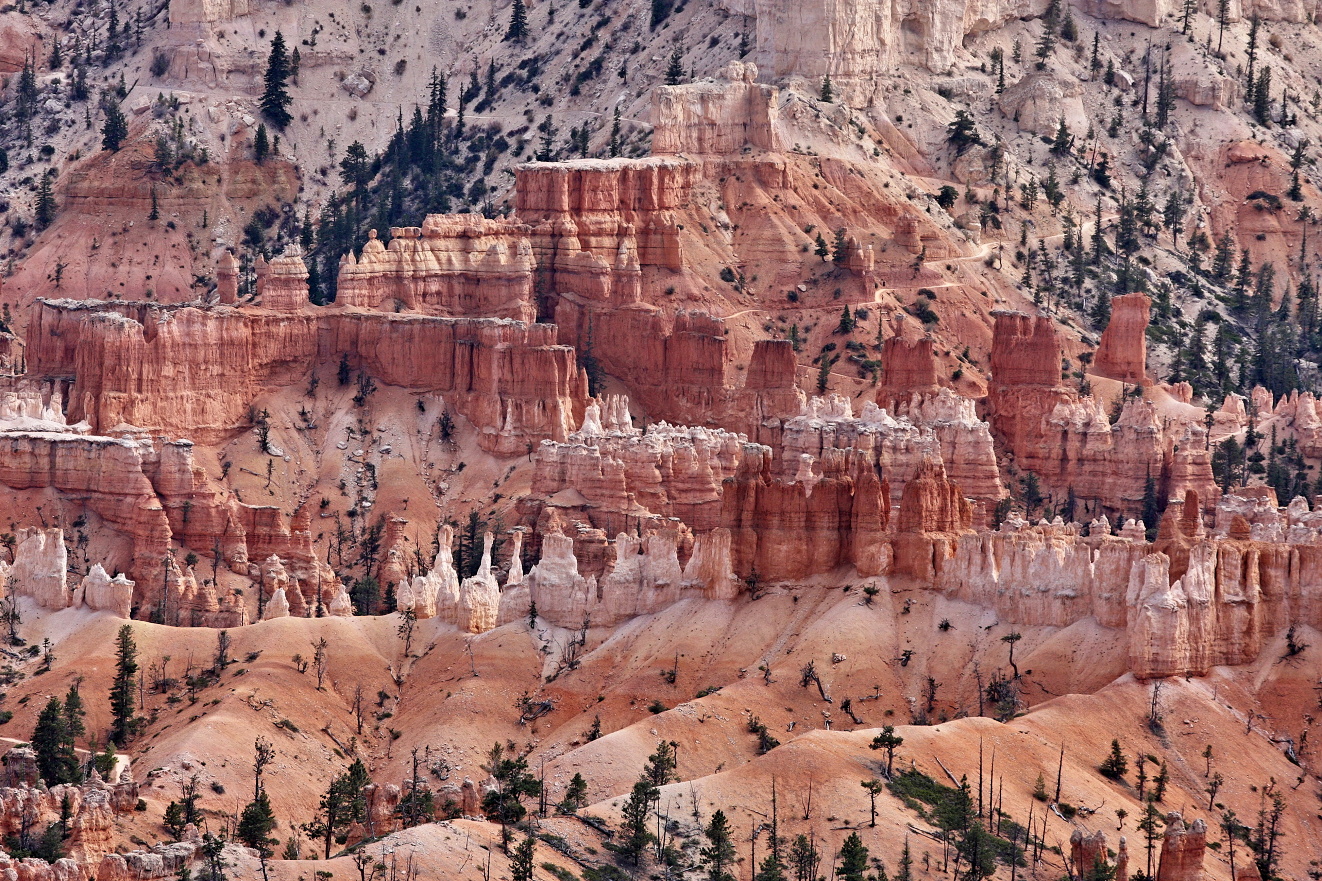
[101,97,128,152]
[16,55,36,121]
[870,726,904,777]
[665,46,684,85]
[1245,15,1261,106]
[109,625,138,745]
[832,228,849,265]
[304,760,369,859]
[1050,117,1072,156]
[618,778,657,865]
[1034,1,1059,69]
[609,106,622,157]
[820,74,834,103]
[253,123,270,163]
[701,810,737,881]
[946,110,984,155]
[34,171,56,231]
[260,31,293,130]
[790,835,820,881]
[836,305,855,334]
[815,233,830,259]
[480,744,540,846]
[510,833,535,881]
[896,837,914,881]
[1253,66,1273,125]
[504,0,529,42]
[63,684,85,750]
[237,790,277,856]
[1099,739,1129,779]
[32,697,77,785]
[558,772,587,814]
[836,832,869,881]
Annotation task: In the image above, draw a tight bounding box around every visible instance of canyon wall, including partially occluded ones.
[987,310,1216,515]
[1093,293,1150,385]
[937,491,1322,678]
[335,218,537,321]
[27,299,586,455]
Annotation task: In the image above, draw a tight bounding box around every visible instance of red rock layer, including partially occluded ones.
[877,333,940,408]
[335,218,536,321]
[1156,815,1206,881]
[1093,292,1151,384]
[987,310,1216,515]
[721,448,891,580]
[28,299,586,454]
[893,459,973,580]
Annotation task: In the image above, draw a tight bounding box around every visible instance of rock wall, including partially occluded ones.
[652,61,782,155]
[335,218,537,321]
[936,491,1322,678]
[498,526,741,629]
[27,299,586,455]
[782,393,1003,505]
[1093,293,1151,385]
[0,428,333,619]
[987,310,1216,514]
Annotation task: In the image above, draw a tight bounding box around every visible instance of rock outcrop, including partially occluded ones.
[987,310,1215,515]
[1093,293,1151,385]
[335,219,536,321]
[652,61,781,155]
[1156,814,1206,881]
[28,299,586,455]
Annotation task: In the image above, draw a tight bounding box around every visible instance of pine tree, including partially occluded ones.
[510,833,535,881]
[260,31,293,130]
[1245,15,1261,106]
[665,47,684,85]
[101,97,128,152]
[504,0,529,43]
[701,810,737,881]
[1253,66,1273,125]
[148,186,159,222]
[832,228,849,265]
[109,624,139,745]
[836,305,855,334]
[837,832,870,881]
[237,790,277,856]
[790,835,820,881]
[870,726,904,777]
[558,772,587,814]
[896,837,914,881]
[253,123,270,163]
[1099,739,1129,779]
[49,40,62,70]
[609,105,622,157]
[820,74,834,103]
[618,778,657,865]
[1050,117,1072,156]
[34,171,56,230]
[32,697,77,785]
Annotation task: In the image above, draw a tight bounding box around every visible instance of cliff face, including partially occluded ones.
[987,310,1216,514]
[335,219,537,321]
[1093,293,1151,385]
[28,299,586,455]
[935,490,1322,679]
